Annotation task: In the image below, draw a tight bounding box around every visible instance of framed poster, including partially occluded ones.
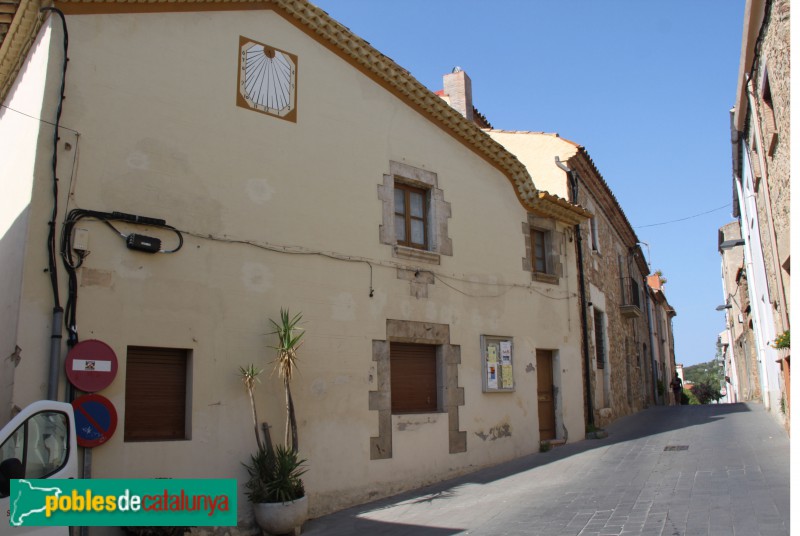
[481,335,514,392]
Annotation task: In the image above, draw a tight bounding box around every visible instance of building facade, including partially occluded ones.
[728,0,790,427]
[0,0,595,524]
[718,221,763,404]
[484,131,669,428]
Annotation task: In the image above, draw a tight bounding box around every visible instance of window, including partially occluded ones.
[0,411,70,497]
[390,343,438,413]
[590,216,600,252]
[532,228,548,273]
[594,309,606,369]
[394,183,428,250]
[524,216,563,284]
[760,71,779,156]
[124,346,190,441]
[378,161,452,264]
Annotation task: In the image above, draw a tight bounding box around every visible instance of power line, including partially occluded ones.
[0,103,81,134]
[635,203,732,229]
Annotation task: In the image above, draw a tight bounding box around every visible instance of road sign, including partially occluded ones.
[72,394,118,448]
[65,339,118,392]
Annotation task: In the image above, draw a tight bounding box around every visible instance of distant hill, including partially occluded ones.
[683,360,723,386]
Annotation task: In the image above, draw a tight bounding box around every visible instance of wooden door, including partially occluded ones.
[536,350,556,440]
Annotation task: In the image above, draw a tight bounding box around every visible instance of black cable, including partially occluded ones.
[60,208,183,346]
[40,7,69,310]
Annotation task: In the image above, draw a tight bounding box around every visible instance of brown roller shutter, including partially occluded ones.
[124,346,188,441]
[390,343,437,413]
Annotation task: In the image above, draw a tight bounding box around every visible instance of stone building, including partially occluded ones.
[728,0,790,426]
[718,221,763,403]
[484,130,659,428]
[645,275,677,405]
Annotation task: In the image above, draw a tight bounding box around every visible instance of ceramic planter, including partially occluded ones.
[253,495,308,535]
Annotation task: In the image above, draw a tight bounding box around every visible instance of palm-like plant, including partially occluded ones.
[269,308,304,452]
[243,444,306,503]
[239,364,264,451]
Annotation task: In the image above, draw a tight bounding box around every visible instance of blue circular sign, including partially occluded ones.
[72,393,118,448]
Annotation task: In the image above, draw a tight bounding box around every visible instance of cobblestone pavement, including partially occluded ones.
[303,403,790,536]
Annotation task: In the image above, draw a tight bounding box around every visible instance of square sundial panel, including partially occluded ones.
[237,36,298,122]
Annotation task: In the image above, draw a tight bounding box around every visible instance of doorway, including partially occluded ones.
[536,349,556,440]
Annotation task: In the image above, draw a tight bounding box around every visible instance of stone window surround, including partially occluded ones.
[521,214,564,285]
[378,161,453,265]
[369,319,466,460]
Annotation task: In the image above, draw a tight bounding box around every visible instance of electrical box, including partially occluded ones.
[73,228,90,251]
[126,234,161,253]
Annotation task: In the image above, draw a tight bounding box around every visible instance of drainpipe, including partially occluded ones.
[40,7,69,401]
[555,157,594,428]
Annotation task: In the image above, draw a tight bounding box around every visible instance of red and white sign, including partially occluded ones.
[65,339,118,392]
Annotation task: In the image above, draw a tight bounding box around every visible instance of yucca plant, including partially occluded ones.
[243,444,306,503]
[239,364,264,451]
[269,308,304,452]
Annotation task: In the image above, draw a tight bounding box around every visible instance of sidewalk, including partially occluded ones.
[303,402,790,535]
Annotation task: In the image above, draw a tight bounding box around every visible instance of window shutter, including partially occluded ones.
[390,343,437,413]
[124,347,188,441]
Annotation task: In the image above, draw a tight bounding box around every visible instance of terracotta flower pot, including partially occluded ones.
[253,496,308,535]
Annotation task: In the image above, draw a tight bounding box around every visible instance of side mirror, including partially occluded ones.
[0,457,24,497]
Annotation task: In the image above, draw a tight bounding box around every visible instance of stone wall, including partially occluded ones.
[749,0,790,330]
[571,155,651,428]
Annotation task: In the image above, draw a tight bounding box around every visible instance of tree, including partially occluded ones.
[683,359,723,386]
[691,381,722,405]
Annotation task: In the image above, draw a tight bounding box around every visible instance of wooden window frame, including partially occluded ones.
[531,226,554,276]
[124,346,190,442]
[394,183,429,250]
[389,342,438,414]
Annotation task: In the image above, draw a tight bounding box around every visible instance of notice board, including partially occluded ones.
[481,335,514,392]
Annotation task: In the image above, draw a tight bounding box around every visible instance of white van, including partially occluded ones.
[0,401,77,536]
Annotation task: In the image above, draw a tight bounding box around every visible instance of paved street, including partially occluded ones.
[304,403,790,536]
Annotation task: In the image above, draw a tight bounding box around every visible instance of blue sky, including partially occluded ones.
[313,0,746,367]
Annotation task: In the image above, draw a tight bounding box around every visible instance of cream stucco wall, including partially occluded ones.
[486,130,577,198]
[0,21,70,425]
[9,9,586,522]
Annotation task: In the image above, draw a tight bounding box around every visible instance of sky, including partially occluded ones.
[313,0,747,367]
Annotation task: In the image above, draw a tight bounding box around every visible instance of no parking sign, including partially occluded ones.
[72,393,118,448]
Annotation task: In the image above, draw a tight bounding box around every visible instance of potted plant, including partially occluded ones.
[772,330,790,358]
[239,308,309,534]
[243,444,308,535]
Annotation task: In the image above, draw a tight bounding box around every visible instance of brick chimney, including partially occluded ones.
[442,67,473,122]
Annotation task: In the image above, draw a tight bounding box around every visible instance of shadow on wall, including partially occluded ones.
[0,205,33,426]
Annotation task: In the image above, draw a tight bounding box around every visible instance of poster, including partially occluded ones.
[501,364,513,388]
[487,346,498,363]
[487,364,498,389]
[500,341,512,364]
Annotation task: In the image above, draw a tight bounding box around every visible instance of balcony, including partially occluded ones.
[619,276,642,319]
